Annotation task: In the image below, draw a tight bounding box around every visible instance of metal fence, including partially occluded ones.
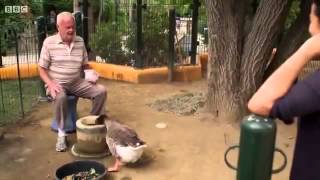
[1,22,39,66]
[0,0,208,124]
[0,21,41,125]
[88,0,208,68]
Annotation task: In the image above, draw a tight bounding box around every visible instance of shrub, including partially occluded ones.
[89,23,129,65]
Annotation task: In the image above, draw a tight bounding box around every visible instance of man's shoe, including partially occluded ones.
[56,136,67,152]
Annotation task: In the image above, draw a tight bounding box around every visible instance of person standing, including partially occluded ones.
[248,1,320,179]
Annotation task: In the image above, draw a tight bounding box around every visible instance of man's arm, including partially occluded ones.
[38,66,52,85]
[38,66,62,99]
[248,35,320,116]
[38,40,62,99]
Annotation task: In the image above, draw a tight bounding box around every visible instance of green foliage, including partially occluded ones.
[141,7,170,66]
[285,0,301,30]
[198,0,207,44]
[126,5,170,66]
[89,23,128,64]
[28,0,43,17]
[43,0,73,15]
[89,0,209,66]
[175,4,191,17]
[91,0,116,23]
[89,0,133,65]
[0,28,15,55]
[42,0,73,34]
[1,0,29,29]
[0,0,43,54]
[0,78,39,125]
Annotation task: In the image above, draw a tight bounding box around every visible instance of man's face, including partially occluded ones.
[309,4,320,36]
[57,17,75,43]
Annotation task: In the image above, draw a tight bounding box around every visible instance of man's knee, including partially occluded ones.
[95,84,107,99]
[55,91,67,103]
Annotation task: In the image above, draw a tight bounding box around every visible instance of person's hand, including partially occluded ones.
[47,81,62,99]
[84,69,99,84]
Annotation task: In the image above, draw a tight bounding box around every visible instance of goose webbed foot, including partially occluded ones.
[107,158,122,172]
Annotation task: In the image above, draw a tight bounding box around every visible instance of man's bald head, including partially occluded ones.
[56,12,75,44]
[56,12,75,26]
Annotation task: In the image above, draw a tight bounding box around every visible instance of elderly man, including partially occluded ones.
[38,12,107,152]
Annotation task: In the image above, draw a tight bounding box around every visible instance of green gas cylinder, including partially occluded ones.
[225,114,287,180]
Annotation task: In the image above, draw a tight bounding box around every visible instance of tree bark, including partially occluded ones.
[264,0,312,79]
[205,0,292,121]
[239,0,292,109]
[205,0,247,121]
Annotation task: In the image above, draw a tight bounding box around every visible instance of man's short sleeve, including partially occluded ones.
[38,40,50,69]
[270,71,320,123]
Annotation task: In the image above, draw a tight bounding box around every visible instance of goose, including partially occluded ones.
[95,115,147,172]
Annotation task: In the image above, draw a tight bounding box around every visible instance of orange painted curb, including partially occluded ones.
[0,64,38,80]
[88,62,202,83]
[0,62,202,83]
[199,53,208,74]
[88,62,139,83]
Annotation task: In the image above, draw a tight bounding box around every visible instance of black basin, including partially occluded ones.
[55,160,107,180]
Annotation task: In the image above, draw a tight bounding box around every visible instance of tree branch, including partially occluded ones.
[239,0,292,103]
[263,0,312,80]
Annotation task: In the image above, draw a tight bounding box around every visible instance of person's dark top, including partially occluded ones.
[270,70,320,180]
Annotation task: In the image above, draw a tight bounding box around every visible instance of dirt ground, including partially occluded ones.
[0,79,296,180]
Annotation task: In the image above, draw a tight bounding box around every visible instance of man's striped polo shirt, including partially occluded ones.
[39,34,88,84]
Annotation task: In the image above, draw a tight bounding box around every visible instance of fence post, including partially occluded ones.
[36,16,48,101]
[168,8,176,82]
[115,0,119,31]
[135,0,143,68]
[0,36,2,67]
[12,29,25,118]
[190,0,200,65]
[83,0,89,48]
[74,11,83,37]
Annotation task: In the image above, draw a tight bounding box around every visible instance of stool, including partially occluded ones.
[51,95,78,133]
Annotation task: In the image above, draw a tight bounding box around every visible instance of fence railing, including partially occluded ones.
[0,22,41,125]
[1,27,39,66]
[0,0,208,124]
[88,0,208,68]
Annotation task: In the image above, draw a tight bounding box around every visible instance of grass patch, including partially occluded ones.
[0,78,40,125]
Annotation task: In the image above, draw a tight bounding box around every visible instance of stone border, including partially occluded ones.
[0,62,202,83]
[0,64,38,80]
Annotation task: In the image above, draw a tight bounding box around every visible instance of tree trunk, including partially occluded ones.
[205,0,247,121]
[205,0,292,121]
[264,0,312,79]
[239,0,292,110]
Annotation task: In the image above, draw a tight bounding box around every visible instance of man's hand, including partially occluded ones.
[84,69,99,84]
[47,81,62,99]
[38,66,63,99]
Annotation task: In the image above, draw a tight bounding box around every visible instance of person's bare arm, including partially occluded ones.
[38,66,62,99]
[248,35,320,116]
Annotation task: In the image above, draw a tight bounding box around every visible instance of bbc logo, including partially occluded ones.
[5,6,28,13]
